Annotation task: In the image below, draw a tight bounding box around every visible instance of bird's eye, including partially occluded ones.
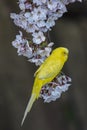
[63,51,67,55]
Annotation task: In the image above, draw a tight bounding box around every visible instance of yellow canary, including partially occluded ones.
[21,47,69,125]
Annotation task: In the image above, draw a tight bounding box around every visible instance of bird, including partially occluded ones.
[21,47,69,125]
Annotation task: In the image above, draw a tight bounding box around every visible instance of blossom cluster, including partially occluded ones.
[40,74,71,102]
[10,0,82,65]
[12,31,54,65]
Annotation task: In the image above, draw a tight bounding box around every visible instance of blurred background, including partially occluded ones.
[0,0,87,130]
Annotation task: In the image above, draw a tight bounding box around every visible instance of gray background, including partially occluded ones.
[0,0,87,130]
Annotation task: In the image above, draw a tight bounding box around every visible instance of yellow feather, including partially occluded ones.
[21,94,36,126]
[21,47,69,125]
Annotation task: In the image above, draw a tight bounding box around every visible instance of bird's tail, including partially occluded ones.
[21,93,36,126]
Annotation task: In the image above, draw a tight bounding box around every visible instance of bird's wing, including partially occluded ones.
[34,63,56,79]
[38,71,57,79]
[34,56,49,77]
[38,61,61,79]
[35,56,62,80]
[34,63,44,77]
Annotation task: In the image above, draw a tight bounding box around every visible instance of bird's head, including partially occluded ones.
[52,47,69,62]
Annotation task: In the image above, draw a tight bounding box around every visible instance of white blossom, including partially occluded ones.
[18,0,32,10]
[12,31,33,58]
[32,6,47,22]
[33,0,46,5]
[27,23,39,33]
[46,17,55,29]
[19,3,25,10]
[29,57,44,66]
[36,20,46,28]
[37,48,51,57]
[32,31,45,44]
[47,0,58,10]
[10,13,28,30]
